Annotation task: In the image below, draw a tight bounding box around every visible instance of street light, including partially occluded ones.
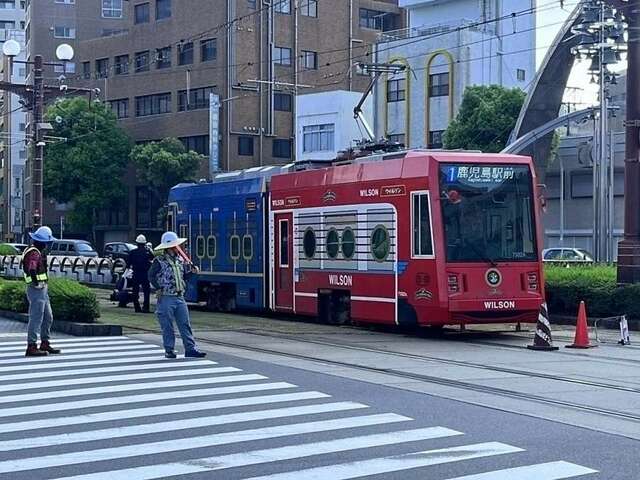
[0,42,76,230]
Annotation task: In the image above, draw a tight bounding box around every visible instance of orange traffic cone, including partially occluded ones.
[566,301,597,349]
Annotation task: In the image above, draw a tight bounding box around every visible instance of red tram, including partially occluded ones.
[269,150,544,327]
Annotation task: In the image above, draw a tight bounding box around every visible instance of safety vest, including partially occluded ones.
[22,246,48,284]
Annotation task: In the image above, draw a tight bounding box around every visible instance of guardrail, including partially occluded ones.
[0,255,128,286]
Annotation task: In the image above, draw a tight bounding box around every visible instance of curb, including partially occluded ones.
[549,314,639,331]
[0,310,123,337]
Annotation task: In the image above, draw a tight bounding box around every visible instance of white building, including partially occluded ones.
[374,0,536,149]
[296,90,373,163]
[0,0,27,241]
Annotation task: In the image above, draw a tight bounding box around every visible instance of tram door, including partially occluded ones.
[274,213,293,310]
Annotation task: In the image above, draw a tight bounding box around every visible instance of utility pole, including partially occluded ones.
[32,54,44,228]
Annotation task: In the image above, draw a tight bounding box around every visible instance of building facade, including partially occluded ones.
[72,0,403,244]
[0,1,27,241]
[374,0,535,149]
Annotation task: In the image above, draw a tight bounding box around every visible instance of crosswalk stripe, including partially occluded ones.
[0,355,192,373]
[241,444,541,480]
[0,389,323,434]
[0,413,413,474]
[0,373,267,406]
[52,426,464,480]
[443,461,598,479]
[0,347,163,364]
[0,336,132,346]
[0,401,367,452]
[0,359,215,381]
[0,339,143,352]
[0,366,238,393]
[0,344,160,358]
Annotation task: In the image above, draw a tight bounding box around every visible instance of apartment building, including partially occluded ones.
[74,0,403,244]
[0,0,26,241]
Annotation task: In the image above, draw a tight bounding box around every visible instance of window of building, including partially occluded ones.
[301,50,317,70]
[341,228,355,259]
[0,0,15,6]
[359,8,398,31]
[326,228,339,259]
[247,0,256,8]
[517,68,526,81]
[156,0,171,20]
[135,92,171,116]
[303,124,334,152]
[300,0,317,17]
[82,61,91,79]
[0,20,14,28]
[54,62,75,73]
[134,2,150,24]
[156,46,171,69]
[238,136,254,156]
[386,78,405,102]
[178,42,193,65]
[109,98,129,119]
[177,86,214,111]
[273,46,291,66]
[102,0,123,18]
[428,72,449,97]
[54,0,75,4]
[135,50,149,72]
[274,0,290,14]
[303,227,316,259]
[114,54,129,75]
[95,58,109,78]
[412,192,433,257]
[370,225,390,262]
[274,93,291,112]
[53,26,75,38]
[387,133,405,145]
[179,135,209,155]
[428,130,444,149]
[273,139,292,158]
[200,38,216,62]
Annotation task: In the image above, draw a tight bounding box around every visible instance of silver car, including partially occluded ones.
[542,247,594,263]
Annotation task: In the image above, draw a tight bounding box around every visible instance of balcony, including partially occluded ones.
[378,18,492,42]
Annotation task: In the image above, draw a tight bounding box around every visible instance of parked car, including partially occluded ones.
[103,242,137,261]
[542,248,594,263]
[49,240,99,258]
[5,243,27,254]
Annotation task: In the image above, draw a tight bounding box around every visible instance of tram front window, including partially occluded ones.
[439,164,537,263]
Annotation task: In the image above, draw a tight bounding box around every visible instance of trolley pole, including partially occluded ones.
[617,3,640,283]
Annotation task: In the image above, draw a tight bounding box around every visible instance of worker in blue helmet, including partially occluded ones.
[22,226,61,357]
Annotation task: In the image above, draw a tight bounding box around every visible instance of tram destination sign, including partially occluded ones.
[445,165,515,184]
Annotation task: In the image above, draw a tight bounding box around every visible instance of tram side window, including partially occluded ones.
[242,235,253,260]
[412,192,433,256]
[230,235,241,260]
[196,236,206,258]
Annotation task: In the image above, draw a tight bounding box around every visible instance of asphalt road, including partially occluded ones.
[0,321,635,479]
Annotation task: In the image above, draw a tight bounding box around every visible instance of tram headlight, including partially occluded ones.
[447,274,459,293]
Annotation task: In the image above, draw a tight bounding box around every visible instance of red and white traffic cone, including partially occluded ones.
[566,301,597,349]
[527,302,559,351]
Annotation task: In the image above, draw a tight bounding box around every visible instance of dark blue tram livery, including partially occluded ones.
[167,166,293,311]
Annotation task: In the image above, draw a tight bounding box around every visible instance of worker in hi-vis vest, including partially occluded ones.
[22,226,61,357]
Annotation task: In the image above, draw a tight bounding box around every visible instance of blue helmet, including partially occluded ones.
[29,226,56,243]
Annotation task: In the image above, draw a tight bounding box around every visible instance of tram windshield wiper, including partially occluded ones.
[464,239,498,267]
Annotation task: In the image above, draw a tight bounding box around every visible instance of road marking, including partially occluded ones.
[52,427,464,480]
[444,461,598,479]
[0,359,214,381]
[0,366,239,393]
[0,347,164,364]
[0,344,160,358]
[0,355,192,373]
[0,373,267,406]
[0,389,323,434]
[0,401,367,452]
[4,414,413,474]
[241,442,530,480]
[0,339,144,352]
[0,336,132,346]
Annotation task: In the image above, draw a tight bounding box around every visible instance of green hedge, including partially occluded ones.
[0,278,100,323]
[545,264,640,319]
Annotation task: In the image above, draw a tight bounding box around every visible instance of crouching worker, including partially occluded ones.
[110,268,134,308]
[23,226,61,357]
[148,231,206,359]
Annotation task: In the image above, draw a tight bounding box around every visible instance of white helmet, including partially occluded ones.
[135,234,147,244]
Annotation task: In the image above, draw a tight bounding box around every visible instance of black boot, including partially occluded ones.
[39,340,61,354]
[26,343,48,357]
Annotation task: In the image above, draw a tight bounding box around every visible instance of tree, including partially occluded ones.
[44,97,132,234]
[130,138,203,204]
[443,85,526,153]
